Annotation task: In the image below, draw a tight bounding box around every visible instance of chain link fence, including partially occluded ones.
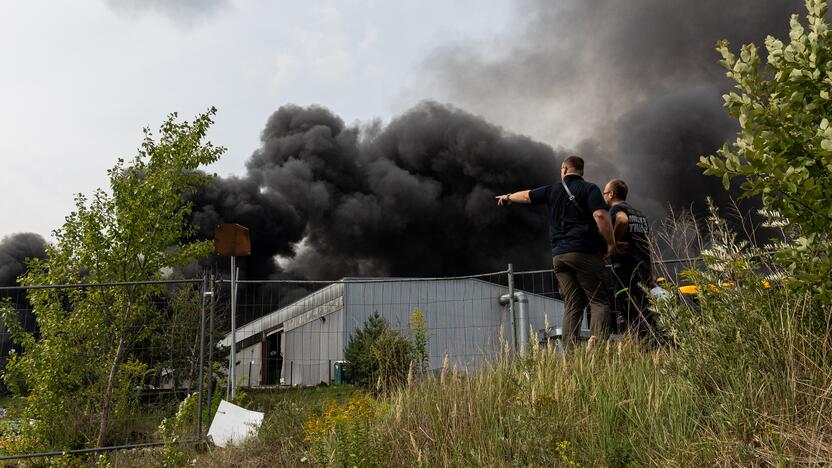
[0,259,703,460]
[0,278,209,461]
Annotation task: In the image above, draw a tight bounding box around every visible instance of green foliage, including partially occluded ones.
[699,0,832,303]
[175,386,355,467]
[159,392,199,467]
[343,312,388,389]
[149,285,204,399]
[654,206,832,464]
[371,329,414,393]
[344,312,416,392]
[0,108,225,452]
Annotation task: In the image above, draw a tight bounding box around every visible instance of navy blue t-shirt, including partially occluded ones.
[528,175,608,256]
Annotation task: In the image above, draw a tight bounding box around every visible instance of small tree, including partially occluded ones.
[344,312,389,389]
[344,312,417,392]
[699,0,832,304]
[0,108,224,450]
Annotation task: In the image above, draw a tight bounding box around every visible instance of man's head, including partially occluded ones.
[561,155,584,177]
[603,178,628,205]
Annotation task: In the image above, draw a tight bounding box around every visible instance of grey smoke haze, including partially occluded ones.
[191,102,560,280]
[412,0,802,218]
[106,0,228,24]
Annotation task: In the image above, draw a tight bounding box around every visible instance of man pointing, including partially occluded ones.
[497,155,616,346]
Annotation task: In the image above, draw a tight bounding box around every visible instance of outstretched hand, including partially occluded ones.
[495,194,511,206]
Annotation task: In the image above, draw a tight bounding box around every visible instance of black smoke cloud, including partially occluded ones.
[411,0,803,220]
[191,102,560,280]
[192,1,812,281]
[0,233,46,288]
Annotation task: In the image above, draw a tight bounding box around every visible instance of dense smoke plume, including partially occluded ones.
[0,233,46,288]
[192,102,560,280]
[411,0,802,218]
[192,1,804,280]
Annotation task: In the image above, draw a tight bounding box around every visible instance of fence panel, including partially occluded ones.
[0,268,591,458]
[0,279,206,458]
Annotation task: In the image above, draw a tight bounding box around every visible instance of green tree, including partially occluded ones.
[344,312,417,391]
[0,108,224,450]
[344,312,390,389]
[700,0,832,304]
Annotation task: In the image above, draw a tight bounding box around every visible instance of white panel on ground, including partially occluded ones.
[207,400,265,448]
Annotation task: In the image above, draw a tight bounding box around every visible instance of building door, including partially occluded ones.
[264,330,283,385]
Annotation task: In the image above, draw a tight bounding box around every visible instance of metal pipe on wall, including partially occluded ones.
[499,291,529,355]
[506,264,515,351]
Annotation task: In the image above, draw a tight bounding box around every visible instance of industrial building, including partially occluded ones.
[220,277,566,387]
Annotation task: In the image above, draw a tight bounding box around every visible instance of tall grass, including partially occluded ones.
[362,339,702,467]
[299,287,830,466]
[653,205,832,465]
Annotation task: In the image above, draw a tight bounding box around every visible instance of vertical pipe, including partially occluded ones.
[516,292,530,355]
[230,257,237,401]
[206,275,215,424]
[507,263,515,352]
[290,361,293,386]
[196,275,208,438]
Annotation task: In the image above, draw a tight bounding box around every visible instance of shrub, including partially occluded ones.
[654,204,832,464]
[371,329,414,393]
[344,312,415,392]
[344,312,389,389]
[303,393,379,466]
[700,0,832,305]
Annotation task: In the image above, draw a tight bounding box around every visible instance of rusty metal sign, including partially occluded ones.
[214,224,251,257]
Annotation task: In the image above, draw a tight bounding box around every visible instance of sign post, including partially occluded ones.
[214,224,251,401]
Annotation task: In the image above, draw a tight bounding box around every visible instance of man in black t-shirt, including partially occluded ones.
[496,155,616,347]
[603,178,656,339]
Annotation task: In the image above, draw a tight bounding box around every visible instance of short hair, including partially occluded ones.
[563,155,584,175]
[608,178,628,200]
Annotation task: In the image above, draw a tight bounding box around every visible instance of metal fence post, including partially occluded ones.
[507,263,515,353]
[206,275,215,424]
[230,258,238,401]
[196,275,208,438]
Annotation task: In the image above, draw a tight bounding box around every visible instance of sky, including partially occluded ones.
[0,0,514,240]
